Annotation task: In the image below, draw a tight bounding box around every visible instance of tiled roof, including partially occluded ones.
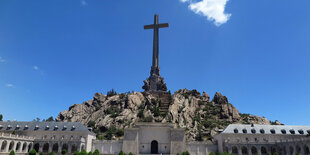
[223,124,310,135]
[0,121,90,132]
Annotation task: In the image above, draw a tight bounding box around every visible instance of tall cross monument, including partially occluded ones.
[142,14,168,92]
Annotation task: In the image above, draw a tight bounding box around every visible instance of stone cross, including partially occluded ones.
[142,14,168,92]
[144,14,169,70]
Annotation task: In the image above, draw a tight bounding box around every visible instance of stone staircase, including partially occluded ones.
[149,92,172,115]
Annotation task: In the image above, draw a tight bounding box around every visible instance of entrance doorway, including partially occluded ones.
[151,140,158,154]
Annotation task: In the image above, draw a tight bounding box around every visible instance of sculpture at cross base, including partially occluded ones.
[142,14,168,92]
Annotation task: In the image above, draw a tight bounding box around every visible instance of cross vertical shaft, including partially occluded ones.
[143,14,169,92]
[153,14,159,68]
[144,14,169,75]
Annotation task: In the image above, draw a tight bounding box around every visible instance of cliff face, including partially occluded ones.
[56,89,279,141]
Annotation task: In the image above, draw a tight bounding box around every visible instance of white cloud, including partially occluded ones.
[81,0,87,6]
[6,84,14,88]
[33,66,39,70]
[180,0,231,26]
[0,57,5,63]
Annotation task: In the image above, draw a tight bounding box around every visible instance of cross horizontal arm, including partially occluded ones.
[144,23,169,29]
[158,23,169,28]
[144,24,154,29]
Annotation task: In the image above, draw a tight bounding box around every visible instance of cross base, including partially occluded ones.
[142,67,167,92]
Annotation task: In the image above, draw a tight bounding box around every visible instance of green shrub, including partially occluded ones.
[177,153,180,155]
[87,120,96,127]
[61,149,67,155]
[9,150,15,155]
[116,128,124,137]
[107,88,117,97]
[182,151,190,155]
[74,150,80,155]
[50,152,56,155]
[80,150,87,155]
[142,116,153,122]
[39,152,44,155]
[93,149,100,155]
[153,106,160,117]
[137,109,144,118]
[209,152,215,155]
[88,152,93,155]
[119,150,126,155]
[28,149,37,155]
[129,152,134,155]
[184,151,189,155]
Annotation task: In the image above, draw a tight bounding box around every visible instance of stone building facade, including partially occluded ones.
[0,121,95,154]
[215,124,310,155]
[1,122,310,155]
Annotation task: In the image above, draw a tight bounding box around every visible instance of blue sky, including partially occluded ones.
[0,0,310,125]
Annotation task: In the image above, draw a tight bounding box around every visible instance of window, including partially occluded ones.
[35,125,39,130]
[234,128,238,133]
[260,129,265,134]
[251,129,256,134]
[298,129,304,134]
[242,129,247,133]
[289,129,295,134]
[270,129,275,134]
[281,129,286,134]
[63,126,67,131]
[45,126,49,130]
[54,126,58,130]
[7,125,12,130]
[71,126,76,131]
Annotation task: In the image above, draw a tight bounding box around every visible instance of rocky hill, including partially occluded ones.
[56,89,281,141]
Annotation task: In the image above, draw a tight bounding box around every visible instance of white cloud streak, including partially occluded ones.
[0,57,5,63]
[180,0,231,26]
[6,84,14,88]
[33,66,39,70]
[81,0,87,6]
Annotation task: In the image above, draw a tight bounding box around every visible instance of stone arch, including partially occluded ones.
[62,143,68,152]
[22,142,27,152]
[27,143,32,152]
[151,140,158,154]
[232,146,238,154]
[34,143,40,153]
[251,146,257,154]
[71,144,77,153]
[43,143,49,153]
[15,142,21,152]
[271,146,277,155]
[261,146,267,155]
[290,146,294,155]
[8,141,14,151]
[296,145,301,154]
[242,146,248,155]
[304,145,310,155]
[1,140,7,152]
[52,143,59,153]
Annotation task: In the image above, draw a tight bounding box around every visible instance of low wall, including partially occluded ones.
[92,140,123,154]
[186,142,218,155]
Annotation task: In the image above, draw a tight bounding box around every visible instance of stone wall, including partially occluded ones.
[92,140,123,154]
[186,142,218,155]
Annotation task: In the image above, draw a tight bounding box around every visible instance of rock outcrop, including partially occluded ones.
[56,89,277,141]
